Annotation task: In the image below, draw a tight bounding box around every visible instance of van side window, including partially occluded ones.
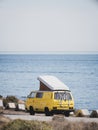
[36,92,43,98]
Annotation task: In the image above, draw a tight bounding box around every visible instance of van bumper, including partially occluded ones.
[51,109,74,114]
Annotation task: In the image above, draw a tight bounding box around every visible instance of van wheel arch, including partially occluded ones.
[29,106,35,115]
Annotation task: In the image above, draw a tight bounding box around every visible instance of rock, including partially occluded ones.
[90,110,98,118]
[18,100,25,104]
[0,99,4,113]
[52,115,65,122]
[70,112,75,116]
[7,102,16,109]
[0,99,3,107]
[16,104,25,111]
[75,109,90,117]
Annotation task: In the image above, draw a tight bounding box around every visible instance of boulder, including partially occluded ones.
[7,102,16,109]
[16,104,25,111]
[90,110,98,118]
[18,100,25,104]
[0,99,4,113]
[75,109,90,117]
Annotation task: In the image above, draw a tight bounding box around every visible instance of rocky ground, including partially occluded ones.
[1,109,98,122]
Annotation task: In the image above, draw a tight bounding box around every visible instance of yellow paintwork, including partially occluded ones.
[25,91,74,113]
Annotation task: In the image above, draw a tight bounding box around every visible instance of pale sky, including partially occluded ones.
[0,0,98,53]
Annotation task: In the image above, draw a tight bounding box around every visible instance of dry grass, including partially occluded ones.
[50,118,98,130]
[0,116,52,130]
[0,115,11,129]
[0,115,98,130]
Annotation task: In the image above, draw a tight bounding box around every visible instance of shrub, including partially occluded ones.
[3,96,18,107]
[1,119,52,130]
[0,95,3,98]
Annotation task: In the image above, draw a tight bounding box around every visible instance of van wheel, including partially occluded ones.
[45,107,51,116]
[29,106,35,115]
[64,111,69,117]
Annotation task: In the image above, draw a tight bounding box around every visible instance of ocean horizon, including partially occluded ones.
[0,51,98,54]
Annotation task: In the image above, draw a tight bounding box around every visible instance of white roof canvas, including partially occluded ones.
[37,75,69,91]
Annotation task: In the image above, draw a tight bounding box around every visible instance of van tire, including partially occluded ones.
[64,111,69,117]
[45,107,51,116]
[29,106,35,115]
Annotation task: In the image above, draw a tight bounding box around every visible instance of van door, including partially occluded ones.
[34,92,43,111]
[26,92,36,109]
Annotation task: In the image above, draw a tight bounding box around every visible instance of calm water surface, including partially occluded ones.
[0,54,98,110]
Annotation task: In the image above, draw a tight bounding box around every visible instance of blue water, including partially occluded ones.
[0,54,98,110]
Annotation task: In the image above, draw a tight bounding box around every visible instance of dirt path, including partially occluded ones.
[3,113,98,123]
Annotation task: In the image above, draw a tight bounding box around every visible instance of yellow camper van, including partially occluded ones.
[25,75,74,116]
[26,90,74,116]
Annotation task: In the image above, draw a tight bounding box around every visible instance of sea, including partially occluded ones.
[0,54,98,110]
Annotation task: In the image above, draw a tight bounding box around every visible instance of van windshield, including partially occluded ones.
[54,92,72,100]
[27,92,36,98]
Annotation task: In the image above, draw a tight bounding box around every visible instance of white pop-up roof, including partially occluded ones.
[37,75,69,91]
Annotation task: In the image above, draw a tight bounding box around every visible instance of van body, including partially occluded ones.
[25,90,74,116]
